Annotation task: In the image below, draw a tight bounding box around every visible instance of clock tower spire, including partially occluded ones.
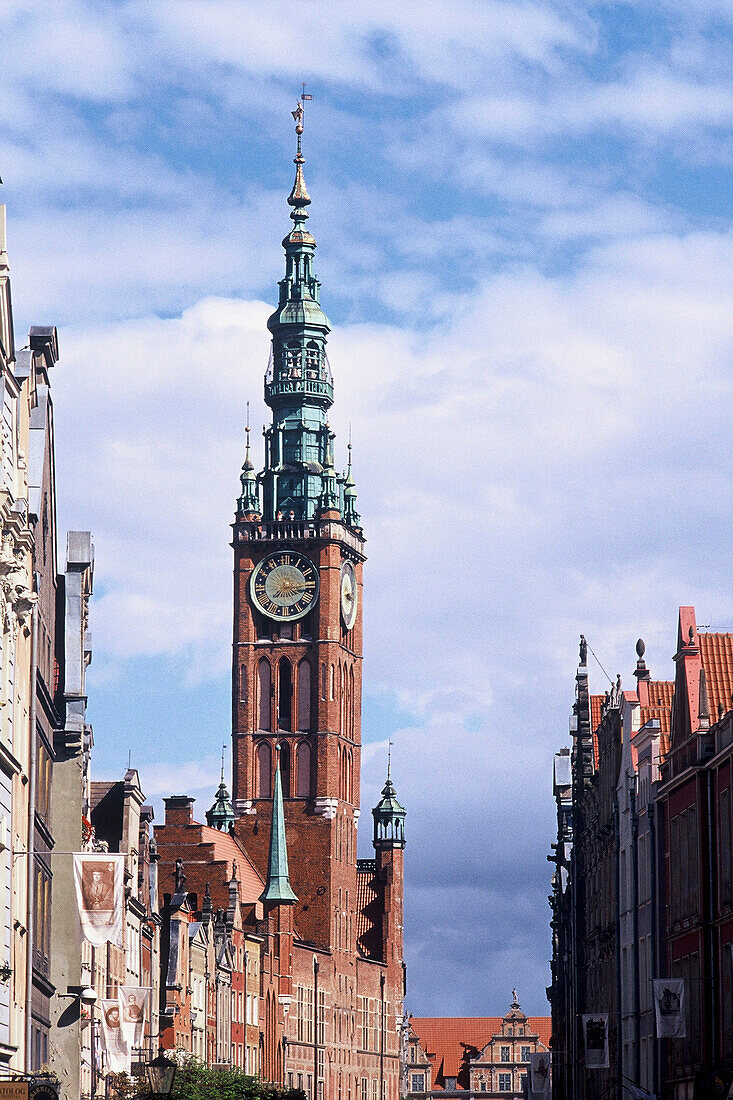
[231,100,365,950]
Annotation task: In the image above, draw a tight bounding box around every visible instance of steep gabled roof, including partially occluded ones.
[409,1016,552,1088]
[639,679,674,757]
[699,633,733,722]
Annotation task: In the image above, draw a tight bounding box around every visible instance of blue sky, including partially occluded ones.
[2,0,733,1017]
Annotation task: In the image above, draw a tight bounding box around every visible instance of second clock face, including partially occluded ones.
[250,552,319,621]
[340,560,358,630]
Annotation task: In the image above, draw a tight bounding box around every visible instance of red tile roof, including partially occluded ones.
[590,696,603,733]
[639,680,675,757]
[355,866,380,959]
[409,1015,552,1086]
[700,633,733,723]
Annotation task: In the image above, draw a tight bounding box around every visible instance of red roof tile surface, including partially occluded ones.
[700,633,733,723]
[409,1016,552,1087]
[639,680,675,757]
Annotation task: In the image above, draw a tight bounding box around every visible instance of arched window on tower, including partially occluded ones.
[349,665,355,739]
[257,742,271,799]
[297,660,311,731]
[296,740,311,797]
[278,658,292,731]
[306,340,320,377]
[239,666,247,704]
[258,659,271,731]
[279,742,291,798]
[330,665,335,702]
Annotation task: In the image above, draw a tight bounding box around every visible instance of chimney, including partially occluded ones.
[164,796,195,827]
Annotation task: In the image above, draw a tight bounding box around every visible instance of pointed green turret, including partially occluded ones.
[260,751,298,905]
[343,441,360,527]
[206,750,235,832]
[237,419,260,517]
[372,752,406,851]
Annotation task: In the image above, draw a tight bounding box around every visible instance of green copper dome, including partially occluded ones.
[372,763,406,850]
[206,761,235,832]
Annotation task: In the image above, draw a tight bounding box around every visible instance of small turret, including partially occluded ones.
[372,751,406,851]
[206,749,235,832]
[237,411,260,517]
[343,439,360,528]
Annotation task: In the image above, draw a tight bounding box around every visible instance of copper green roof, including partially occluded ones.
[260,756,298,905]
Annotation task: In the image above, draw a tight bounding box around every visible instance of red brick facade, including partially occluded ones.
[229,510,405,1099]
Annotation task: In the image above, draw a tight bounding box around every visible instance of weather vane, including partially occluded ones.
[292,84,313,154]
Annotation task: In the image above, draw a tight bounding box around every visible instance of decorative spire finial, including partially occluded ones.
[387,739,392,781]
[221,743,226,784]
[288,86,313,212]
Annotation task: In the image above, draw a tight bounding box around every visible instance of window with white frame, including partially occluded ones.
[500,1047,510,1063]
[499,1074,511,1092]
[411,1075,424,1093]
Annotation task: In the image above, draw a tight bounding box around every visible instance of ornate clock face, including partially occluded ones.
[340,560,358,630]
[250,552,319,621]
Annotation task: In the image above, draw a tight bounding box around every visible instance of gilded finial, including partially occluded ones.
[288,86,313,211]
[387,739,392,781]
[221,743,226,784]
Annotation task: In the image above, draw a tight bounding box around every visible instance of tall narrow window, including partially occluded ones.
[279,743,291,798]
[240,666,247,704]
[349,666,355,738]
[279,658,292,731]
[258,659,271,731]
[298,660,311,731]
[297,741,311,797]
[330,665,335,701]
[257,742,271,798]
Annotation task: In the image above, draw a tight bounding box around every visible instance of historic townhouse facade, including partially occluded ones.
[550,609,733,1100]
[406,999,551,1100]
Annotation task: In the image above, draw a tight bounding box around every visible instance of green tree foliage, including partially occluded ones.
[112,1058,307,1100]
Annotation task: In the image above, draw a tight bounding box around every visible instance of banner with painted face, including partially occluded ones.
[529,1052,551,1097]
[99,998,129,1074]
[119,986,150,1050]
[582,1014,609,1069]
[73,853,125,947]
[653,979,685,1038]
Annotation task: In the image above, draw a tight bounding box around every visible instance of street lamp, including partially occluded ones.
[145,1050,176,1098]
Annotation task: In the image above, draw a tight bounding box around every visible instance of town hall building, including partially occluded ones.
[156,100,406,1100]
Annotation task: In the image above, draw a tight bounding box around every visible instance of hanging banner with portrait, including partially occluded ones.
[99,998,129,1074]
[73,853,125,947]
[119,986,150,1050]
[529,1052,551,1097]
[582,1014,609,1069]
[653,979,686,1038]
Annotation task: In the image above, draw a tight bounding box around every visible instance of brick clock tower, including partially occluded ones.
[231,101,380,958]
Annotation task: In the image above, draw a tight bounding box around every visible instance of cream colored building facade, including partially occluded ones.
[0,202,42,1072]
